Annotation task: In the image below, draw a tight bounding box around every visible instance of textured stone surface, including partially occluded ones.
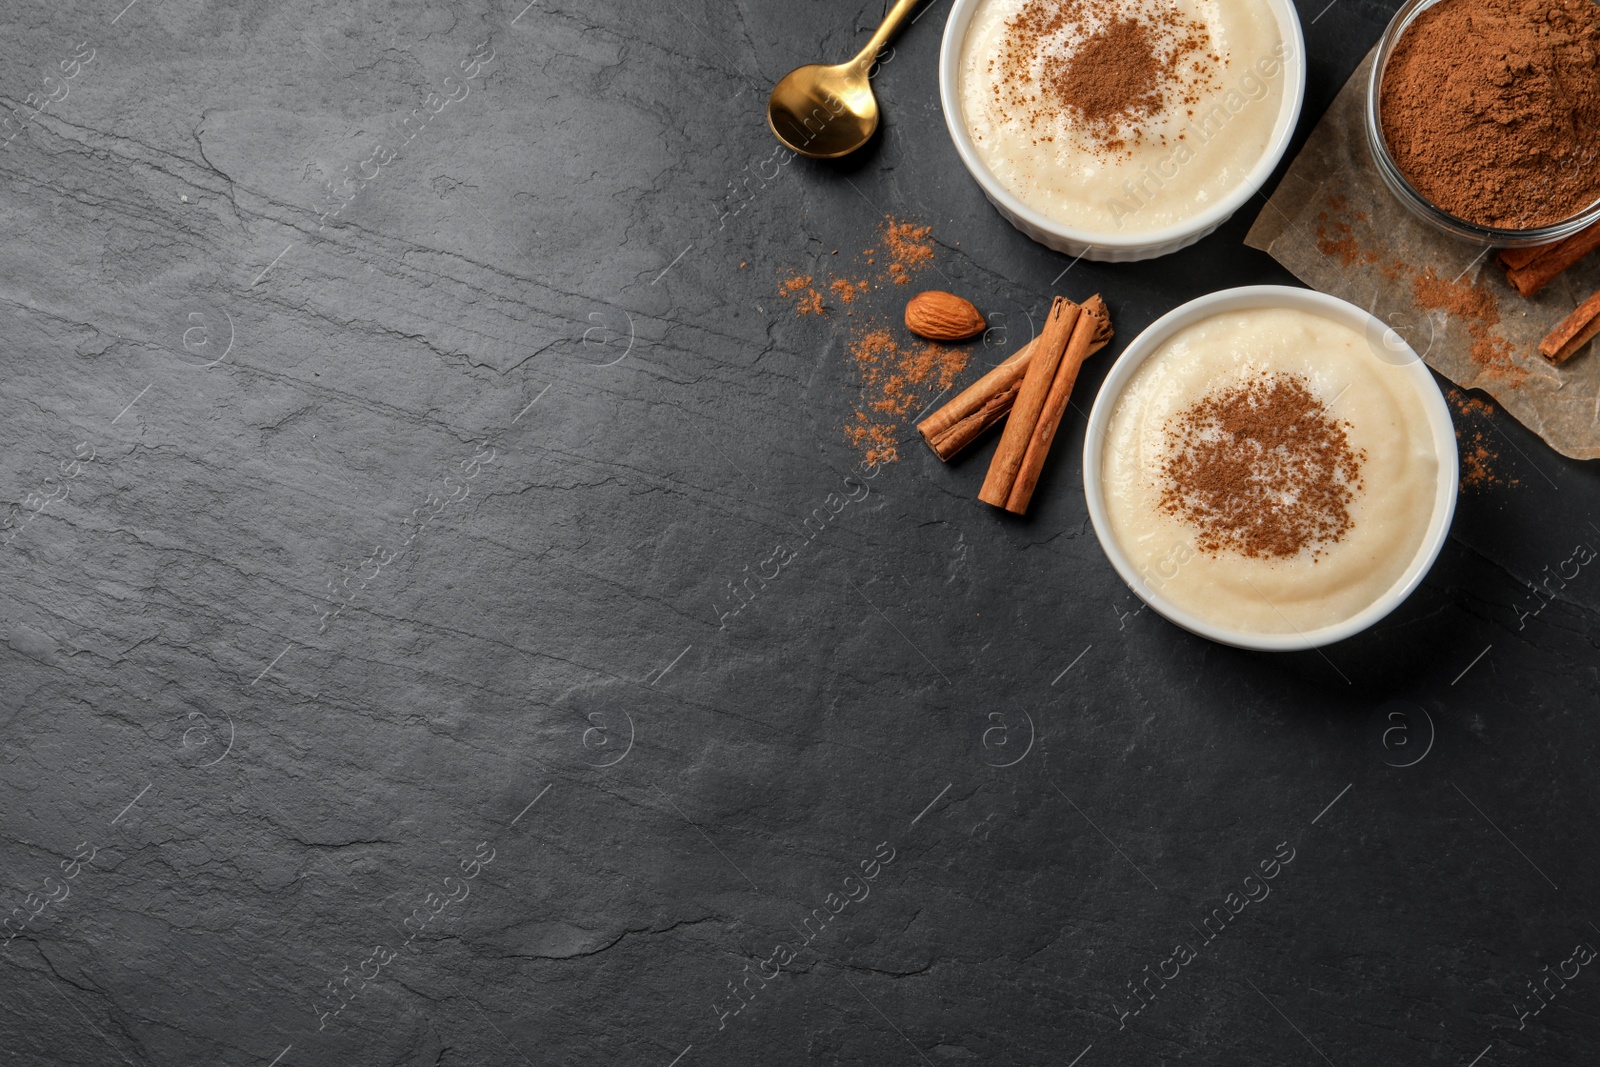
[2,1,1598,1065]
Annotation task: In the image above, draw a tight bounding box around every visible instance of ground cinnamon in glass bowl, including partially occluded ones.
[1368,0,1600,244]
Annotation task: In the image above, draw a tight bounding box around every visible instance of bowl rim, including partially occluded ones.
[1080,285,1460,652]
[1364,0,1600,246]
[937,0,1308,252]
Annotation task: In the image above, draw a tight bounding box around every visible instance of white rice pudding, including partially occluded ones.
[1101,307,1440,634]
[959,0,1289,233]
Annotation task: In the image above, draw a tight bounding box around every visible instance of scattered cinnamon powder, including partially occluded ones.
[1459,431,1502,488]
[845,420,899,466]
[1450,391,1496,419]
[879,218,935,285]
[844,329,968,465]
[1380,0,1600,229]
[1410,268,1528,386]
[1314,216,1370,267]
[995,0,1217,154]
[1446,388,1517,488]
[774,216,963,464]
[1160,372,1366,559]
[841,217,963,460]
[830,278,869,305]
[1315,195,1379,266]
[780,274,824,315]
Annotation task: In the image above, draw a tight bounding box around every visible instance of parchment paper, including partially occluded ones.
[1246,50,1600,460]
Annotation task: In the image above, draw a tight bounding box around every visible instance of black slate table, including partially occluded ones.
[3,2,1597,1065]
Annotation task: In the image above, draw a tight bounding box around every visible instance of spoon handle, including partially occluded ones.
[853,0,924,69]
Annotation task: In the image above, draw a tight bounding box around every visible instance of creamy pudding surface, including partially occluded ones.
[959,0,1288,234]
[1101,307,1441,635]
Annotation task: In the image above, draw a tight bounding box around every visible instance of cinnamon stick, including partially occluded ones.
[978,297,1079,508]
[918,300,1112,461]
[1496,243,1550,272]
[1003,295,1109,515]
[918,344,1034,458]
[1504,220,1600,297]
[1539,288,1600,364]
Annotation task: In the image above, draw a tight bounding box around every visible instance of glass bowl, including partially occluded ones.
[1365,0,1600,248]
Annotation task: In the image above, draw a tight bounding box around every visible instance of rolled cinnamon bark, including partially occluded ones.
[1497,245,1548,272]
[918,300,1112,461]
[917,344,1035,459]
[1539,288,1600,364]
[978,297,1080,508]
[1505,221,1600,297]
[1003,295,1108,515]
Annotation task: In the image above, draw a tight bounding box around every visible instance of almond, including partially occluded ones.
[904,291,986,342]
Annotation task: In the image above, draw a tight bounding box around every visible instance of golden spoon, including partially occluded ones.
[767,0,924,159]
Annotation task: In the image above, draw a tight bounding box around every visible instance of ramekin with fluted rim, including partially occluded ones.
[1081,286,1459,651]
[937,0,1306,263]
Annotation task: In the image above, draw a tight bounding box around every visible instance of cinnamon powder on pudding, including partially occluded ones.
[1380,0,1600,229]
[1053,19,1164,132]
[995,0,1217,154]
[1159,372,1366,559]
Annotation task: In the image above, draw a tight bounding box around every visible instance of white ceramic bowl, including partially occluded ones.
[1081,286,1459,650]
[937,0,1306,262]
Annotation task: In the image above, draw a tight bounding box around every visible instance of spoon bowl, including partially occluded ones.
[766,0,921,159]
[767,62,880,159]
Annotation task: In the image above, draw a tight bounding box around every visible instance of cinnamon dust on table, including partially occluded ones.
[1159,372,1366,559]
[1446,388,1516,488]
[779,274,823,315]
[1380,0,1600,229]
[844,328,969,466]
[837,226,967,461]
[829,278,869,305]
[774,214,964,465]
[1450,391,1495,420]
[878,218,935,285]
[1459,432,1503,489]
